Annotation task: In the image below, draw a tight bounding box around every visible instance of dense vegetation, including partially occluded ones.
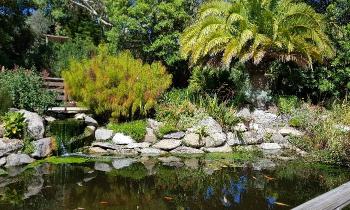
[0,0,349,165]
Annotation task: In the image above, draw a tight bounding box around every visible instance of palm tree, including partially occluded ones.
[180,0,334,90]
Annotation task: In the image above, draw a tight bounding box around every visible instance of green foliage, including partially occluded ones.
[157,123,178,138]
[277,96,299,114]
[106,0,192,68]
[22,137,35,155]
[107,120,147,142]
[63,47,172,120]
[0,68,58,112]
[181,0,334,68]
[289,103,350,166]
[289,117,302,128]
[0,88,12,116]
[51,37,96,76]
[2,112,27,139]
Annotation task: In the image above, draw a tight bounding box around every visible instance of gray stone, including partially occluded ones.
[94,162,112,172]
[227,132,242,146]
[31,138,53,158]
[91,142,121,150]
[144,128,157,143]
[86,125,96,132]
[279,127,303,137]
[140,148,166,156]
[233,123,248,132]
[252,159,276,171]
[44,116,56,123]
[112,158,136,169]
[5,153,34,167]
[0,157,6,166]
[236,108,251,120]
[259,143,281,150]
[95,128,114,141]
[183,133,204,148]
[126,142,151,149]
[75,113,98,127]
[147,119,163,131]
[89,147,107,153]
[111,148,139,156]
[18,110,44,139]
[170,146,204,154]
[242,131,263,145]
[198,117,223,134]
[163,131,185,139]
[204,132,226,147]
[251,110,277,125]
[270,133,285,144]
[153,139,182,151]
[203,144,232,153]
[112,133,135,145]
[184,158,199,169]
[0,138,24,157]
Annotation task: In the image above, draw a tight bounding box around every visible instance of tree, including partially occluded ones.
[180,0,334,90]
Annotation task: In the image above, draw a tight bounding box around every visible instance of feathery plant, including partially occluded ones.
[63,46,172,121]
[180,0,334,68]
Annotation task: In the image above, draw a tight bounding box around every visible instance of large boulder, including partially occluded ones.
[31,138,54,158]
[242,131,263,145]
[251,110,278,125]
[227,132,242,146]
[153,139,182,151]
[112,133,135,145]
[183,133,204,148]
[204,132,226,147]
[203,144,232,153]
[95,128,114,141]
[18,110,44,139]
[144,128,157,143]
[0,138,23,157]
[5,153,34,167]
[74,113,98,127]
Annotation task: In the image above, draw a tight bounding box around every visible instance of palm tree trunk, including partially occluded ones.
[246,63,270,109]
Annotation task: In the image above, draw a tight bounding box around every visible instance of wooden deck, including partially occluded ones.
[47,107,89,114]
[293,181,350,210]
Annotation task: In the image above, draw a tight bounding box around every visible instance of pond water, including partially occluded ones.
[0,156,349,210]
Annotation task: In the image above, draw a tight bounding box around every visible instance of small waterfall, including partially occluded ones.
[58,136,68,156]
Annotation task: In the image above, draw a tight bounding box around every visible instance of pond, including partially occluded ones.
[0,156,349,210]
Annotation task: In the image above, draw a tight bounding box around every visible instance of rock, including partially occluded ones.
[227,132,242,146]
[198,117,223,134]
[270,133,285,144]
[184,158,199,169]
[86,126,96,132]
[0,138,24,157]
[31,138,54,158]
[94,162,112,172]
[153,139,182,151]
[91,142,121,150]
[183,133,204,148]
[233,123,248,132]
[0,157,6,166]
[0,124,4,138]
[112,158,136,169]
[18,110,44,139]
[279,127,303,137]
[5,153,34,167]
[204,132,226,147]
[44,116,56,123]
[147,119,163,131]
[158,156,184,167]
[140,148,166,156]
[260,143,281,150]
[163,131,185,139]
[236,108,251,120]
[251,110,277,125]
[203,144,232,153]
[112,133,135,145]
[144,128,157,143]
[242,131,263,145]
[111,148,139,156]
[89,147,107,154]
[126,142,151,149]
[170,146,204,154]
[252,159,276,171]
[334,124,350,133]
[95,128,114,141]
[75,113,98,127]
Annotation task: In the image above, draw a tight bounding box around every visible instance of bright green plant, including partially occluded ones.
[181,0,334,68]
[107,120,147,142]
[2,112,27,139]
[0,68,58,112]
[277,96,299,114]
[22,137,35,154]
[157,123,179,138]
[0,88,12,116]
[63,47,172,120]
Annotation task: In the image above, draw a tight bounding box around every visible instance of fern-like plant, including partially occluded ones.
[63,47,172,120]
[181,0,334,69]
[2,112,27,139]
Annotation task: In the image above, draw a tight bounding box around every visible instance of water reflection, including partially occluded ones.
[0,157,349,210]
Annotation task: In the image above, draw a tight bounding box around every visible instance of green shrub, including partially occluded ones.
[107,120,147,142]
[0,88,12,116]
[22,137,35,154]
[289,117,302,127]
[0,68,58,112]
[2,112,27,139]
[157,124,178,138]
[63,47,172,120]
[277,96,299,114]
